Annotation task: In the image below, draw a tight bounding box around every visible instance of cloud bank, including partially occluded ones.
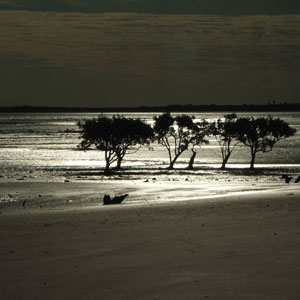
[1,0,300,15]
[1,11,300,107]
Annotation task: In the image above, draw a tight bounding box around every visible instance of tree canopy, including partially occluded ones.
[78,115,153,174]
[153,113,207,169]
[186,119,210,169]
[210,113,240,169]
[77,113,297,172]
[236,116,297,169]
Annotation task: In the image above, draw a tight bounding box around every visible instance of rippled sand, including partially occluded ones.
[0,177,300,299]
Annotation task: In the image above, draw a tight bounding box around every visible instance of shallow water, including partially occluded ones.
[0,112,299,181]
[0,112,300,177]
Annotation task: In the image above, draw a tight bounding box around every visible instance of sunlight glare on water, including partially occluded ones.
[0,112,299,180]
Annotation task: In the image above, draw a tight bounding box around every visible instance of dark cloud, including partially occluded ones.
[1,11,300,107]
[1,0,300,15]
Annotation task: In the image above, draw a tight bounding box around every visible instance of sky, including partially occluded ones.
[1,0,300,14]
[1,2,300,108]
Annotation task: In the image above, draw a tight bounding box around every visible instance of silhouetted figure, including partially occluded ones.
[22,200,26,207]
[103,194,128,205]
[295,175,300,183]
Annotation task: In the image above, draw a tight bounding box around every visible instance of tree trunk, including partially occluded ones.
[220,154,230,169]
[168,153,181,169]
[104,159,111,175]
[116,157,122,170]
[167,149,173,169]
[187,150,197,170]
[167,161,175,169]
[250,151,256,169]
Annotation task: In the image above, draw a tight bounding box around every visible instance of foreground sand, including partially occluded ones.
[1,180,300,300]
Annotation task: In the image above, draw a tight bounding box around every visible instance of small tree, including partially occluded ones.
[112,117,154,169]
[186,120,210,170]
[153,113,199,169]
[78,115,153,174]
[236,116,297,169]
[211,113,240,169]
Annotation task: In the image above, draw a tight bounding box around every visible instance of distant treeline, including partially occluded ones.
[1,103,300,113]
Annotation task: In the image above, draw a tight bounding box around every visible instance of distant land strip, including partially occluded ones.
[1,103,300,113]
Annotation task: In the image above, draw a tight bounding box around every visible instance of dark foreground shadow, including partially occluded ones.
[63,165,300,179]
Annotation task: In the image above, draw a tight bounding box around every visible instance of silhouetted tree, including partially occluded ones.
[186,120,210,170]
[153,113,200,169]
[236,116,297,169]
[211,113,240,169]
[112,117,154,169]
[78,115,153,174]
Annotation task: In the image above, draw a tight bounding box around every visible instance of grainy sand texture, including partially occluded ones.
[1,177,300,300]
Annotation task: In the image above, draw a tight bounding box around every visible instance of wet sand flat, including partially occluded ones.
[1,183,300,300]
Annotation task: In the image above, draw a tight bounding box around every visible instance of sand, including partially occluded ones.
[1,178,300,299]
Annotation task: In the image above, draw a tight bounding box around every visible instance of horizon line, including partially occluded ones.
[1,103,300,113]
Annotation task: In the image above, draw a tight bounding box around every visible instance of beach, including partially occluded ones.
[0,111,300,299]
[1,3,300,298]
[1,174,300,300]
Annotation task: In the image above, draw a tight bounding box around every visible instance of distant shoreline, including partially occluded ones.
[1,103,300,113]
[1,9,300,16]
